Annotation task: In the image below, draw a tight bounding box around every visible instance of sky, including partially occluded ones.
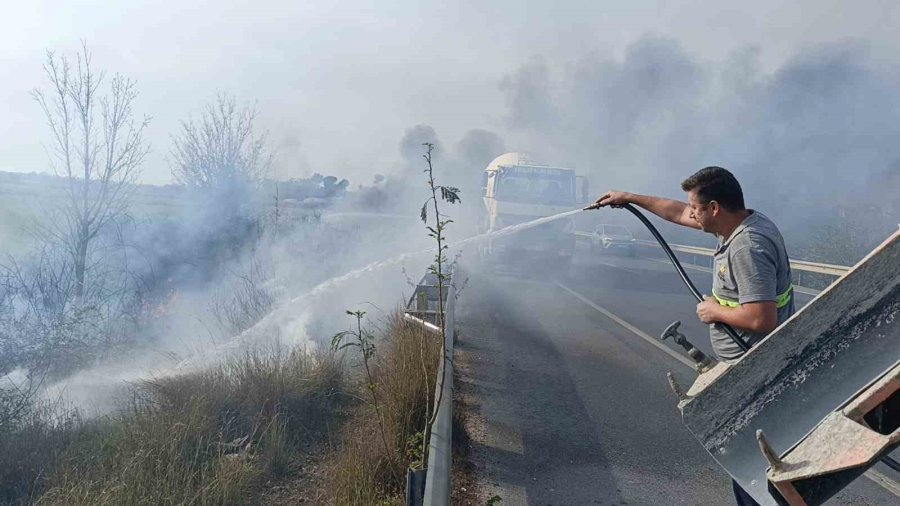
[1,0,899,185]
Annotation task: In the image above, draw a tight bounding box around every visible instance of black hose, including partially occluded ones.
[607,203,750,353]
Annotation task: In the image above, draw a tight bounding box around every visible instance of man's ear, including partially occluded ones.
[709,200,721,216]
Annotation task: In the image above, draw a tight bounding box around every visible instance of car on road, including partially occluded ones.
[590,224,637,256]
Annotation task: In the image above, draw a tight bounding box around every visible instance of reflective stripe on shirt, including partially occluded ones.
[712,284,794,309]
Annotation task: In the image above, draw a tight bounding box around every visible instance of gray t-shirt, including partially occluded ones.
[710,211,795,361]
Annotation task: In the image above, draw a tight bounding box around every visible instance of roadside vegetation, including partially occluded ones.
[0,42,441,505]
[0,312,442,505]
[35,346,342,505]
[325,141,460,504]
[0,43,451,504]
[326,314,440,504]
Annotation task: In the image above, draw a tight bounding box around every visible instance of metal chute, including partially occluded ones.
[674,230,899,505]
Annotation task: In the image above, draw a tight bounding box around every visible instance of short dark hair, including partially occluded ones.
[681,166,745,212]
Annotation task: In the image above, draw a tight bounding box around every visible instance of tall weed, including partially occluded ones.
[327,313,440,504]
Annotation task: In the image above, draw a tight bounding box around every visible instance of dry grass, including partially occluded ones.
[32,345,343,506]
[0,311,438,505]
[0,401,88,505]
[326,313,441,504]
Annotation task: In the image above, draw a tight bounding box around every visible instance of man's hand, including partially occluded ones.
[592,190,632,209]
[587,190,701,231]
[696,297,721,324]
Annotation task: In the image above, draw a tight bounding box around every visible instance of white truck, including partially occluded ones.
[479,153,589,271]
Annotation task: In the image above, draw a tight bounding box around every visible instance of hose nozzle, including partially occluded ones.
[660,321,718,373]
[583,202,601,211]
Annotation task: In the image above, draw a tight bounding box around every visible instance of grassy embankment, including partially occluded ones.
[0,314,439,505]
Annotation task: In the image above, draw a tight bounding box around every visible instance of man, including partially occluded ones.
[594,166,795,505]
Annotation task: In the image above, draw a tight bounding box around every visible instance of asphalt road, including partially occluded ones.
[454,245,900,505]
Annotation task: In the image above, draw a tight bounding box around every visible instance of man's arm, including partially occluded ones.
[594,191,700,230]
[696,239,781,334]
[696,299,779,334]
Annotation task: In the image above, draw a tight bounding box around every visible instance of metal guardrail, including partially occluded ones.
[403,270,456,506]
[574,231,850,276]
[786,258,852,277]
[632,239,851,276]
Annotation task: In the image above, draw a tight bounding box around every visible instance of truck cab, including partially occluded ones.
[480,153,588,272]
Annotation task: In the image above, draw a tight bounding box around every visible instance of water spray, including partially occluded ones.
[584,202,750,353]
[174,209,587,370]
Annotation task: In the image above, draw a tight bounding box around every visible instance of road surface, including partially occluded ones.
[454,245,900,505]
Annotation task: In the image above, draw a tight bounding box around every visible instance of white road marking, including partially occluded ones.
[865,468,900,497]
[555,280,900,498]
[555,282,696,370]
[595,260,640,275]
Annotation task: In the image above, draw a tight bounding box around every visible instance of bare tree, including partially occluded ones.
[0,374,43,432]
[31,42,150,302]
[170,94,270,191]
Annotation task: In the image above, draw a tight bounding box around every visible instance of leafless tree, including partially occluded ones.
[210,258,274,336]
[0,242,127,373]
[0,375,42,431]
[170,94,270,191]
[31,42,150,302]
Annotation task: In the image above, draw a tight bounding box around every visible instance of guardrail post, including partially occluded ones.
[416,291,428,312]
[406,468,426,506]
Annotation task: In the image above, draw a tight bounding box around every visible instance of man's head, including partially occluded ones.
[681,166,746,233]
